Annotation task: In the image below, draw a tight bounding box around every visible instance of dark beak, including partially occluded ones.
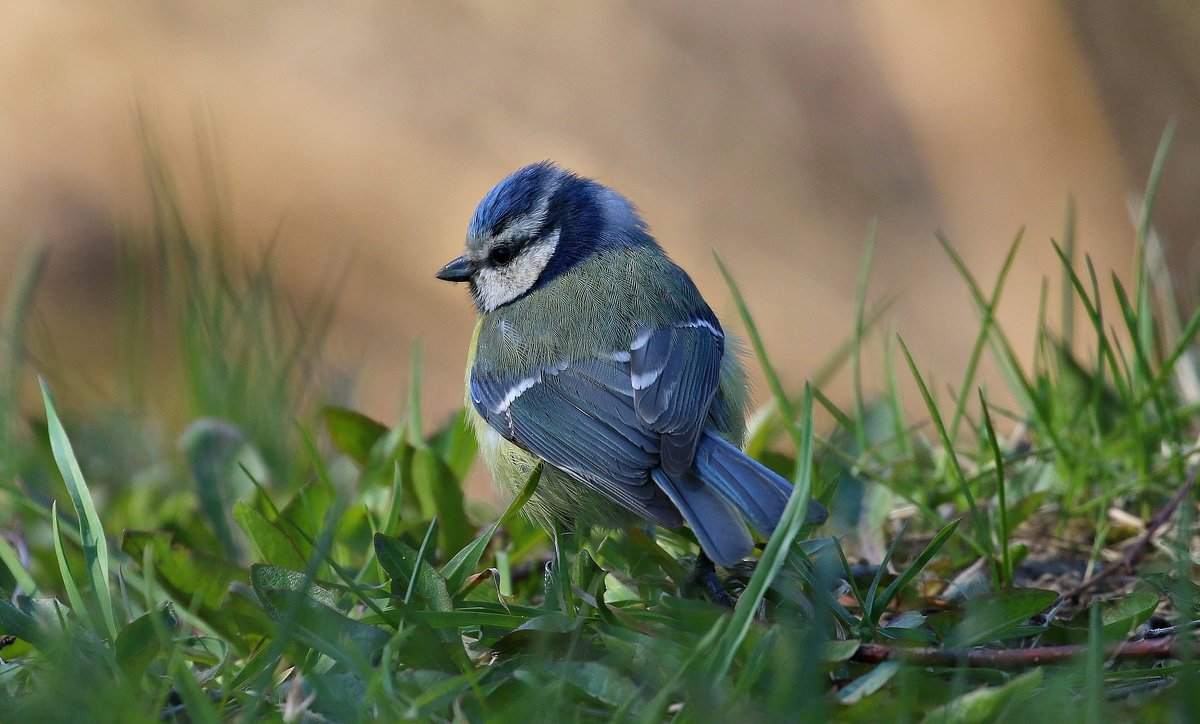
[435,255,474,283]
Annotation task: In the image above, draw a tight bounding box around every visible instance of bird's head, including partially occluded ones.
[436,162,654,312]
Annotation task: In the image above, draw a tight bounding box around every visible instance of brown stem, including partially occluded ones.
[851,637,1193,668]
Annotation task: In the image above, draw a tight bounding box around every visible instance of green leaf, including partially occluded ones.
[50,501,86,622]
[277,478,337,542]
[489,612,579,657]
[40,378,117,641]
[411,447,473,556]
[322,406,388,467]
[1059,586,1161,643]
[838,661,899,705]
[374,533,453,611]
[874,517,961,622]
[249,563,339,619]
[122,530,245,641]
[0,530,37,597]
[233,500,307,570]
[180,418,261,562]
[924,667,1043,723]
[376,611,467,673]
[442,464,542,593]
[116,605,177,681]
[1100,587,1159,638]
[948,588,1056,647]
[0,597,50,649]
[822,639,862,663]
[259,590,389,671]
[539,660,642,708]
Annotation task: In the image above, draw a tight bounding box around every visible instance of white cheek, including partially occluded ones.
[474,231,559,312]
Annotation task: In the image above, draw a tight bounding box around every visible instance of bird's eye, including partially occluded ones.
[489,245,516,265]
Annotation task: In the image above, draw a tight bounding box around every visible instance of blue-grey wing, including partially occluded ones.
[471,358,683,528]
[630,315,724,476]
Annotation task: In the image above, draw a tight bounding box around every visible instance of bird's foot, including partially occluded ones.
[690,553,736,608]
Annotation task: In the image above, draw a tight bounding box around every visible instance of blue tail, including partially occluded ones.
[652,433,827,566]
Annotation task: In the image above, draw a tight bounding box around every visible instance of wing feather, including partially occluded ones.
[630,317,724,475]
[471,314,725,528]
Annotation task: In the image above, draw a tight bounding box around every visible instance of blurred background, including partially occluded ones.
[2,1,1198,462]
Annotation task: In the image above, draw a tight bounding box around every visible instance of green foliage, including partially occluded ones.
[0,128,1197,720]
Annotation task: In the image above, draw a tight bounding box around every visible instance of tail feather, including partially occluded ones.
[650,433,828,566]
[651,469,752,566]
[693,433,828,534]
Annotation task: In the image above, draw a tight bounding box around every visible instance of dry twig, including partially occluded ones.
[1047,468,1197,612]
[851,636,1194,669]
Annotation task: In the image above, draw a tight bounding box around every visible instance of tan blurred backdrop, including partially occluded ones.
[2,1,1198,443]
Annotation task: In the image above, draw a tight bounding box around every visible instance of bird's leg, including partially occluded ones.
[691,552,736,608]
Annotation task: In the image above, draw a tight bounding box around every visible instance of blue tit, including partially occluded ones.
[436,162,825,566]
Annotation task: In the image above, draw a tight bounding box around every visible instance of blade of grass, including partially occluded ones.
[405,518,439,606]
[1135,306,1200,410]
[715,252,805,481]
[1050,242,1130,406]
[407,344,425,446]
[863,519,910,634]
[0,246,46,473]
[706,383,816,681]
[938,232,1064,454]
[896,337,995,574]
[0,526,38,596]
[441,464,542,593]
[1084,603,1104,724]
[1134,121,1176,365]
[40,378,118,641]
[883,330,913,459]
[852,219,878,456]
[978,391,1012,587]
[51,501,88,621]
[875,517,961,617]
[1061,196,1076,358]
[937,230,1023,443]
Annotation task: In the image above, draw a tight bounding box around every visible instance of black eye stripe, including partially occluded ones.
[489,244,516,265]
[488,233,541,266]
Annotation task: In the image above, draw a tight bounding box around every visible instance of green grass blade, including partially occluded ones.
[875,517,961,616]
[714,251,800,454]
[51,501,87,621]
[406,518,439,606]
[852,219,878,455]
[978,391,1012,587]
[707,383,816,681]
[0,246,46,475]
[938,232,1063,454]
[1135,306,1200,410]
[937,230,1023,443]
[40,378,118,641]
[864,519,909,631]
[441,464,542,593]
[0,525,38,596]
[1134,121,1176,363]
[407,344,425,446]
[1061,196,1076,358]
[896,337,994,572]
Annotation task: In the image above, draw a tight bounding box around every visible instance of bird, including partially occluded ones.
[436,161,825,567]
